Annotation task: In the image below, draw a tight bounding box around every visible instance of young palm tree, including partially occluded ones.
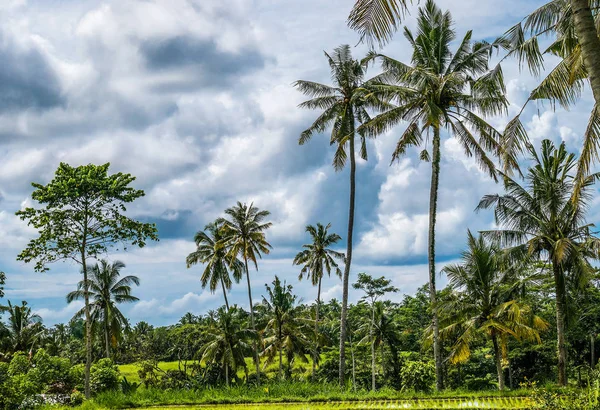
[0,300,43,353]
[260,276,309,380]
[66,259,140,358]
[293,222,344,377]
[477,139,600,386]
[220,202,272,384]
[361,0,508,390]
[295,44,389,386]
[439,231,548,390]
[199,306,256,387]
[186,220,244,311]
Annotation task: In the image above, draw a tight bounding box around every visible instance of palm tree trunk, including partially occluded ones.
[313,277,322,379]
[279,335,283,380]
[571,0,600,104]
[221,277,230,311]
[244,253,261,385]
[339,124,356,387]
[553,263,568,386]
[491,332,505,391]
[104,317,110,359]
[429,126,443,391]
[592,334,596,368]
[82,251,92,399]
[371,304,376,391]
[225,362,229,387]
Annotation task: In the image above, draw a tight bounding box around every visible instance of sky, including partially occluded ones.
[0,0,596,326]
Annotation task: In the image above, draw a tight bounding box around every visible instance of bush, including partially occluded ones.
[399,359,435,392]
[90,358,120,394]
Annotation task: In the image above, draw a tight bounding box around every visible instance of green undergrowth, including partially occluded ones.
[64,383,531,409]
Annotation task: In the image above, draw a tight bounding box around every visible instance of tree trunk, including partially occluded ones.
[371,304,376,391]
[592,334,596,368]
[82,253,92,399]
[553,263,568,386]
[104,317,110,359]
[279,326,283,380]
[571,0,600,105]
[313,277,322,379]
[225,363,229,387]
[492,332,505,391]
[221,277,230,311]
[339,122,356,387]
[429,126,443,391]
[244,254,261,385]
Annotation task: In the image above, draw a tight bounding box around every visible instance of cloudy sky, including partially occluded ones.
[0,0,595,326]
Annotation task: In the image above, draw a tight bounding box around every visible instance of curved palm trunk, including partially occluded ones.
[243,254,261,385]
[491,332,505,391]
[429,126,443,391]
[220,277,230,311]
[82,253,92,399]
[313,277,322,379]
[339,126,356,387]
[571,0,600,105]
[553,263,568,386]
[371,304,376,391]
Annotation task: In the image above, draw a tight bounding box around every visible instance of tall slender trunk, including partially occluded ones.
[429,126,443,391]
[592,334,596,368]
[339,119,356,387]
[571,0,600,105]
[104,317,110,359]
[491,332,505,391]
[279,326,283,380]
[244,253,261,385]
[313,277,322,379]
[221,277,230,311]
[371,304,376,391]
[225,362,229,387]
[82,252,91,399]
[553,263,568,386]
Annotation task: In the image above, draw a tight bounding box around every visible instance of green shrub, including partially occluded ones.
[90,358,120,394]
[399,360,435,392]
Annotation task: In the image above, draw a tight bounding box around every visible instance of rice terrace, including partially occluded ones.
[2,0,600,410]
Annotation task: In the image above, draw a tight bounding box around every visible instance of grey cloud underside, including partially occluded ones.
[0,31,63,113]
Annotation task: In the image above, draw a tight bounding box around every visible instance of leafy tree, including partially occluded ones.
[0,301,43,353]
[261,276,309,380]
[477,139,600,386]
[293,222,344,377]
[16,162,158,397]
[220,201,272,384]
[199,306,255,387]
[295,44,388,386]
[66,259,140,359]
[439,231,548,390]
[361,0,508,389]
[353,272,398,390]
[187,220,244,311]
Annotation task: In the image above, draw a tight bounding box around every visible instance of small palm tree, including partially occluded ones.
[293,222,344,377]
[0,300,43,353]
[477,139,600,386]
[67,259,140,358]
[261,276,309,380]
[295,44,389,386]
[187,220,244,311]
[439,231,548,390]
[360,0,508,389]
[199,306,256,387]
[220,202,272,384]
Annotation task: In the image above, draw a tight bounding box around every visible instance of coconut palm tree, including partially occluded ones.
[66,259,140,359]
[186,220,244,311]
[477,139,600,386]
[295,44,390,386]
[360,0,508,390]
[199,306,256,387]
[0,300,43,353]
[260,276,310,380]
[439,231,548,390]
[220,202,272,384]
[293,222,344,377]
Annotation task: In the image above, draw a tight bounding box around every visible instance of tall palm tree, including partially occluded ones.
[293,222,344,377]
[220,202,272,384]
[439,231,548,390]
[200,306,256,387]
[477,139,600,386]
[186,220,244,311]
[66,259,140,359]
[0,300,43,353]
[361,0,508,390]
[261,276,309,380]
[295,44,389,386]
